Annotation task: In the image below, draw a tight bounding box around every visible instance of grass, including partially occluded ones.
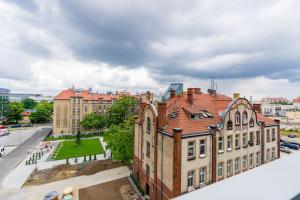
[280,129,300,138]
[55,138,104,160]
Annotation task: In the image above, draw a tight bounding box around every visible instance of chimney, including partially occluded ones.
[139,102,146,119]
[187,88,194,104]
[157,102,167,129]
[253,103,261,114]
[194,88,201,94]
[170,89,176,99]
[146,91,151,102]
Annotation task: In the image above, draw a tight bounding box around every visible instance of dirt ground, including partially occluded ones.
[79,177,138,200]
[23,159,123,187]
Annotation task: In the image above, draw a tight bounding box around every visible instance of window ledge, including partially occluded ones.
[218,150,224,154]
[227,148,233,152]
[188,156,196,161]
[199,154,206,158]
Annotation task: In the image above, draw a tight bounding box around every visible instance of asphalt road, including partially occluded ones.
[0,127,52,187]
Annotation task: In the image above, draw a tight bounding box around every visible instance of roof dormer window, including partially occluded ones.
[191,114,200,120]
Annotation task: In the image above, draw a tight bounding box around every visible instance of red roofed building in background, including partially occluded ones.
[133,87,280,200]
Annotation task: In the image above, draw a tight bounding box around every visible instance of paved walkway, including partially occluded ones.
[0,166,130,200]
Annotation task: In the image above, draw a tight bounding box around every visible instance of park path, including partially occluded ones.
[0,166,130,200]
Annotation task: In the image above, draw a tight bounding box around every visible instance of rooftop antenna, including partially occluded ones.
[208,75,217,94]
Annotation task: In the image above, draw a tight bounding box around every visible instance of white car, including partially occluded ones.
[280,146,291,153]
[0,147,5,157]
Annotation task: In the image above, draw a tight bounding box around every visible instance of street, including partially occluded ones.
[0,127,52,188]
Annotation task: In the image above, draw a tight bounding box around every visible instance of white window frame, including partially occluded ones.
[199,167,206,185]
[187,170,194,188]
[218,137,224,152]
[227,135,232,151]
[256,152,261,166]
[199,139,206,157]
[188,141,195,159]
[227,160,233,176]
[218,162,224,178]
[235,157,240,173]
[235,134,240,149]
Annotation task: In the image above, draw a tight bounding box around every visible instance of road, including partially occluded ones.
[0,127,52,187]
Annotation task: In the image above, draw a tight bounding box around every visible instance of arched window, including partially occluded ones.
[242,111,248,125]
[235,111,240,126]
[249,118,254,127]
[146,117,151,133]
[227,120,233,130]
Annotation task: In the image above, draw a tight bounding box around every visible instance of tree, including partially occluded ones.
[103,117,134,164]
[29,101,53,123]
[21,98,37,109]
[106,96,137,126]
[80,113,106,132]
[75,130,81,145]
[7,102,24,124]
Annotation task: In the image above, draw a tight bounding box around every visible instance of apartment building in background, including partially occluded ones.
[0,88,10,122]
[53,88,153,134]
[53,88,122,134]
[133,87,280,200]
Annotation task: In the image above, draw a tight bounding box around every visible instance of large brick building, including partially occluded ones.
[53,88,123,134]
[133,88,280,200]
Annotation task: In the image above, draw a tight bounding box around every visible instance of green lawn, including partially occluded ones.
[55,138,104,160]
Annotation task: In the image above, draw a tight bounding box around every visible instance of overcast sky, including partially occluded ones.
[0,0,300,100]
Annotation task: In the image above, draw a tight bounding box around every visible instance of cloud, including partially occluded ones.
[0,0,300,99]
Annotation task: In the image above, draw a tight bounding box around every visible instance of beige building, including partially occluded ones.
[133,88,280,200]
[53,88,121,134]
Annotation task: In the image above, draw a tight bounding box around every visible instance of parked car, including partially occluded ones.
[0,147,5,157]
[0,129,9,137]
[288,142,300,148]
[280,139,287,143]
[280,146,291,153]
[22,123,32,127]
[281,142,299,150]
[10,124,22,128]
[288,134,297,138]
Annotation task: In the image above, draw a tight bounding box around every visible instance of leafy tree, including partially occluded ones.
[103,117,134,164]
[80,112,106,132]
[106,96,137,126]
[7,102,24,124]
[21,98,37,109]
[29,101,53,123]
[75,130,81,145]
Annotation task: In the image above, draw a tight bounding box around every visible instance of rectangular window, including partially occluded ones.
[243,132,248,147]
[266,149,270,162]
[188,141,195,160]
[242,155,248,170]
[266,129,270,142]
[227,160,233,176]
[272,129,276,141]
[218,137,224,152]
[218,162,224,178]
[235,157,240,173]
[227,135,232,151]
[146,164,150,176]
[256,152,261,166]
[249,153,254,168]
[199,167,206,185]
[249,132,254,146]
[235,134,240,149]
[187,170,194,187]
[256,131,260,145]
[146,141,150,158]
[271,147,276,160]
[199,139,206,157]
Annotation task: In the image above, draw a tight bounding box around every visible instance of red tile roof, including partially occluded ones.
[164,91,232,134]
[161,90,277,135]
[54,88,120,101]
[256,113,278,126]
[293,97,300,103]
